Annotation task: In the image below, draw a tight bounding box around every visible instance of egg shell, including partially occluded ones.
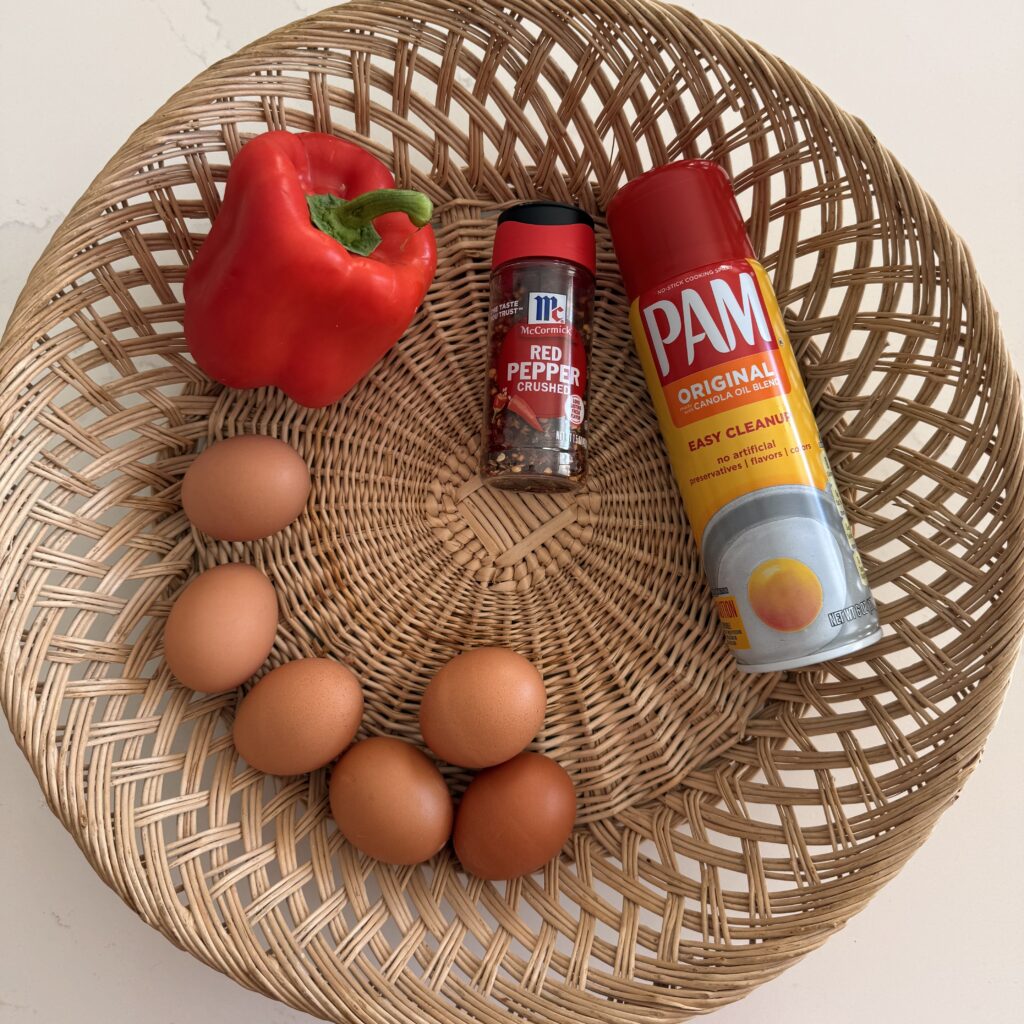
[419,647,546,769]
[181,434,311,541]
[453,752,576,881]
[330,737,453,866]
[164,563,278,693]
[233,659,363,775]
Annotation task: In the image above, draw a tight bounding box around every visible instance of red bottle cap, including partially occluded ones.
[492,202,596,273]
[606,160,755,299]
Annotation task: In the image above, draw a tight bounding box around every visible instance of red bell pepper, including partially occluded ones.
[184,131,437,408]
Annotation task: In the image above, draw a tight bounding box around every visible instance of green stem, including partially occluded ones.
[307,189,433,257]
[338,189,433,229]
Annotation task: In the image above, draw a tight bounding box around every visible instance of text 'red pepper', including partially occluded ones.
[184,131,437,408]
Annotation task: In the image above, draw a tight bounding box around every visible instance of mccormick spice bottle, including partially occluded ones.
[482,202,596,492]
[608,161,881,672]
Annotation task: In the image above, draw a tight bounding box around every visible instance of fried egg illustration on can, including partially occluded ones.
[716,515,847,658]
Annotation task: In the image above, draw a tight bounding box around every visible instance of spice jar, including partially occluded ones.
[482,202,596,492]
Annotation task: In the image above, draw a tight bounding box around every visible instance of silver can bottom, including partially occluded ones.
[736,627,883,674]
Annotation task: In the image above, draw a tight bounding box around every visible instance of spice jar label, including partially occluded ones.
[496,324,587,424]
[482,201,595,490]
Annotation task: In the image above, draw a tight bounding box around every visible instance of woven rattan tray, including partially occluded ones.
[2,1,1022,1020]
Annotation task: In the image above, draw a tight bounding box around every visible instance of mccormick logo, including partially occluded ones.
[528,291,568,324]
[638,260,790,428]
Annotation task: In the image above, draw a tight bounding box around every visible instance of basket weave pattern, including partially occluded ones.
[2,1,1022,1021]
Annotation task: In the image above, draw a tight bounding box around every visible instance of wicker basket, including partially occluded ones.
[2,1,1021,1020]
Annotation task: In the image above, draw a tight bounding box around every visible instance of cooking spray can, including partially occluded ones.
[607,161,881,672]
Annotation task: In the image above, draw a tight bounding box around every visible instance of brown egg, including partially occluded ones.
[453,752,576,880]
[419,647,546,769]
[181,434,311,541]
[233,659,363,775]
[164,563,278,693]
[330,737,453,865]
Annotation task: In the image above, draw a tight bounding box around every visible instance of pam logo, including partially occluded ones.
[640,262,777,384]
[528,292,568,324]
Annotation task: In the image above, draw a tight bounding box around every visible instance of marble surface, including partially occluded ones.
[1,1,1022,1021]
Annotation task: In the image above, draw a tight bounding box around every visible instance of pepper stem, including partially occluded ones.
[307,189,433,257]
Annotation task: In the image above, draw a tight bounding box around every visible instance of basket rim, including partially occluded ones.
[2,1,1023,1022]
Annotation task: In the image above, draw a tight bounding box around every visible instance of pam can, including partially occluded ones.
[608,161,881,672]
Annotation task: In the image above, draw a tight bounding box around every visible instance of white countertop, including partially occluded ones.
[2,2,1022,1021]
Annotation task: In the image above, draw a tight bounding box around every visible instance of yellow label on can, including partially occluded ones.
[627,256,881,671]
[628,258,826,544]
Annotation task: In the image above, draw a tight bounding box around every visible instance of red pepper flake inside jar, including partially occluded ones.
[482,202,596,492]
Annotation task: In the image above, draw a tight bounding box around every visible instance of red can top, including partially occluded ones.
[492,201,596,274]
[606,160,754,299]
